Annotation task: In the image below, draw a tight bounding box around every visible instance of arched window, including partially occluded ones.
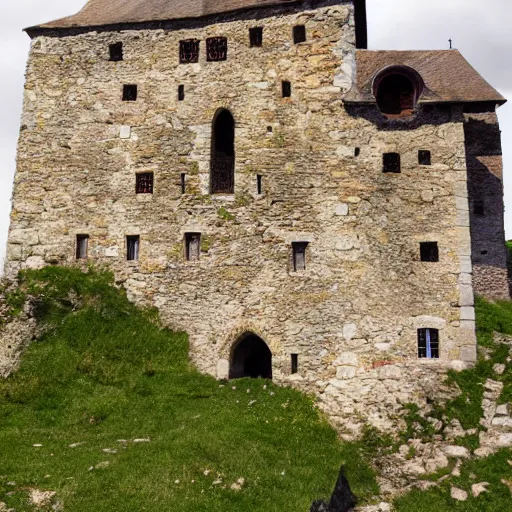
[211,109,235,194]
[374,67,423,118]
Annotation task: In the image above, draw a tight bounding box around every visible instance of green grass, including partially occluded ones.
[0,267,378,511]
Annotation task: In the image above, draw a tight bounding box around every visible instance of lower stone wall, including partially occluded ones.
[473,265,510,301]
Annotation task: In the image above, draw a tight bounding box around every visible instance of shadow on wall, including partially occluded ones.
[310,466,357,512]
[464,109,510,300]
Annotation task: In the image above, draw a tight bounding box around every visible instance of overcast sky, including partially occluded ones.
[0,0,511,270]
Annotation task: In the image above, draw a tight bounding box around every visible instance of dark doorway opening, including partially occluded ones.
[229,333,272,379]
[211,109,235,194]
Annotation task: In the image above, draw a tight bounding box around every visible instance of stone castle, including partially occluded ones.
[4,0,509,432]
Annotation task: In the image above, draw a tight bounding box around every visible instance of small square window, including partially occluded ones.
[109,42,123,62]
[257,175,263,195]
[206,37,228,62]
[178,85,185,101]
[76,235,89,260]
[293,25,306,44]
[185,233,201,261]
[250,27,263,47]
[419,150,432,166]
[474,200,484,216]
[123,84,137,101]
[136,173,154,194]
[291,354,299,374]
[127,235,140,261]
[292,242,308,272]
[383,153,401,173]
[181,173,186,195]
[282,81,291,98]
[418,328,440,359]
[180,39,200,63]
[420,242,439,262]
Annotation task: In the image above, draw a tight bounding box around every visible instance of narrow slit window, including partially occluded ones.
[127,236,140,261]
[179,39,200,63]
[178,85,185,101]
[293,25,306,44]
[355,147,361,157]
[76,235,89,260]
[109,42,123,62]
[282,81,291,98]
[418,150,432,166]
[292,242,308,272]
[420,242,439,262]
[250,27,263,47]
[291,354,299,374]
[136,173,154,194]
[383,153,401,173]
[257,175,263,195]
[185,233,201,261]
[123,84,137,101]
[474,200,485,216]
[181,173,186,195]
[418,328,440,359]
[206,37,228,62]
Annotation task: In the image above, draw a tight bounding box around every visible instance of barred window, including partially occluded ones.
[76,235,89,260]
[127,236,140,261]
[292,242,308,272]
[206,37,228,62]
[180,39,200,64]
[249,27,263,47]
[383,153,401,173]
[418,328,439,359]
[136,173,154,194]
[185,233,201,261]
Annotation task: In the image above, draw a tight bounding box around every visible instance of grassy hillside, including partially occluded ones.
[0,267,378,512]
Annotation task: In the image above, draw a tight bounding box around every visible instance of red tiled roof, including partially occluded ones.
[344,50,506,105]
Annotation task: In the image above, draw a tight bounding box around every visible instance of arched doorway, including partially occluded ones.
[210,109,235,194]
[229,333,272,379]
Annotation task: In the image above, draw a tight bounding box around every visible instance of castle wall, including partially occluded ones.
[5,1,477,432]
[465,109,510,300]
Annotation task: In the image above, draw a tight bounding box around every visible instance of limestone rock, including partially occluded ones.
[471,482,489,497]
[450,487,468,501]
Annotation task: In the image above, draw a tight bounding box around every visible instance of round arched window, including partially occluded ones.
[374,67,423,118]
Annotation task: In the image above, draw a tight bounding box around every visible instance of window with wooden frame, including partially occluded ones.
[249,27,263,47]
[383,153,401,173]
[76,235,89,260]
[136,173,154,194]
[185,233,201,261]
[418,150,432,166]
[109,42,123,62]
[179,39,200,63]
[206,37,228,61]
[292,242,308,272]
[418,328,440,359]
[293,25,306,44]
[126,235,140,261]
[123,84,137,101]
[420,242,439,262]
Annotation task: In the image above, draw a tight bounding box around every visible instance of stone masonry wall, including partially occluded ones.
[5,0,477,432]
[465,109,510,300]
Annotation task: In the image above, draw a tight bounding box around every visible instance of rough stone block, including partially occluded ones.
[336,366,356,380]
[335,203,349,216]
[378,365,402,380]
[119,125,131,139]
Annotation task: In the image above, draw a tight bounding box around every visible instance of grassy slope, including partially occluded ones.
[393,296,512,511]
[0,267,378,512]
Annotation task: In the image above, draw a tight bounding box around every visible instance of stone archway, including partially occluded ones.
[229,333,272,379]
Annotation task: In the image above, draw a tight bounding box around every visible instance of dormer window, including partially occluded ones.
[374,67,423,118]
